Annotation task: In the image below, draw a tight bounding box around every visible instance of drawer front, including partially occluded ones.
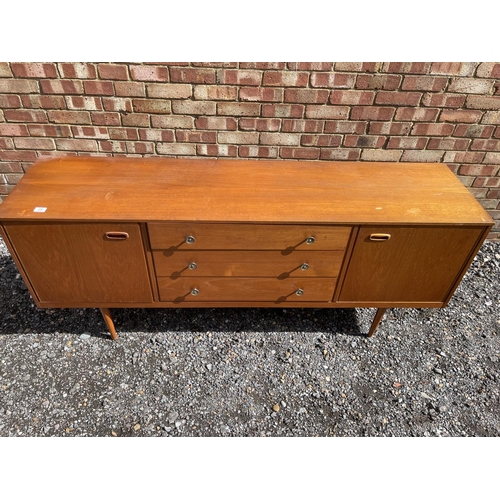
[148,223,351,251]
[157,277,336,302]
[153,250,344,278]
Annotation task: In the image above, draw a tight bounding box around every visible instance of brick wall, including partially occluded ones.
[0,62,499,238]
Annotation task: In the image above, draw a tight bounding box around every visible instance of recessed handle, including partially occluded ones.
[185,235,195,244]
[188,262,197,270]
[295,288,304,296]
[191,288,199,296]
[369,233,391,241]
[105,232,129,240]
[301,263,309,271]
[306,236,315,245]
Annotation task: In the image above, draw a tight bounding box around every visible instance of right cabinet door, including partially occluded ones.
[339,226,484,303]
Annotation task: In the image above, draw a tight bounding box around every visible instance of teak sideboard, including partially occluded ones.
[0,157,493,340]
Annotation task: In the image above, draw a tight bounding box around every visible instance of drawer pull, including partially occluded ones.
[188,262,197,270]
[295,288,304,296]
[306,236,315,245]
[301,263,309,271]
[369,233,391,241]
[105,232,129,240]
[191,288,199,296]
[185,235,196,244]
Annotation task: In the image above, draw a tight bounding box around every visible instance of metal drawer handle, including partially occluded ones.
[105,232,129,240]
[188,262,197,270]
[301,263,309,271]
[191,288,199,296]
[185,235,196,244]
[296,288,304,296]
[369,233,391,241]
[306,236,315,245]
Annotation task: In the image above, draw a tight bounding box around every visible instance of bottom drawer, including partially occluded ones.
[157,277,336,303]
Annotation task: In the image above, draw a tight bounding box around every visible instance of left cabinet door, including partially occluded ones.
[4,223,153,304]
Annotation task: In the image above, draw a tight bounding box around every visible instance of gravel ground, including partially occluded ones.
[0,236,498,437]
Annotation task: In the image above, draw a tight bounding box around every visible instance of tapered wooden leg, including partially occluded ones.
[368,308,387,337]
[100,308,117,340]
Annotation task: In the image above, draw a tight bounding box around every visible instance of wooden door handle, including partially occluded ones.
[105,231,129,240]
[369,233,391,241]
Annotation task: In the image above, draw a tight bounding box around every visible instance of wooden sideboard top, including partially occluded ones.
[0,157,493,225]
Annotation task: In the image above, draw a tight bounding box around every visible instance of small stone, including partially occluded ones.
[206,364,212,371]
[161,363,168,371]
[168,411,178,424]
[438,405,447,413]
[80,333,91,340]
[495,254,500,260]
[485,301,492,306]
[111,431,117,436]
[421,392,433,400]
[175,420,183,429]
[433,368,443,375]
[133,424,141,431]
[272,404,280,412]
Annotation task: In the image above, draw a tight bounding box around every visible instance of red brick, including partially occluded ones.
[170,68,215,84]
[101,97,132,112]
[466,95,500,110]
[330,90,374,105]
[83,81,114,96]
[422,93,466,108]
[90,112,121,126]
[122,114,150,127]
[173,101,216,115]
[486,189,500,199]
[319,149,361,160]
[156,143,196,155]
[47,110,90,125]
[455,174,473,186]
[147,62,189,66]
[0,162,23,173]
[473,177,500,188]
[130,65,170,82]
[65,96,103,111]
[305,106,349,119]
[453,124,494,138]
[40,80,83,94]
[217,102,259,116]
[350,107,395,121]
[126,142,154,154]
[0,124,29,136]
[217,69,261,86]
[495,126,500,138]
[481,111,500,124]
[0,138,13,149]
[439,109,482,123]
[310,73,355,88]
[0,150,37,161]
[260,133,300,146]
[197,145,238,156]
[427,138,470,150]
[28,124,72,137]
[4,110,47,123]
[13,137,55,149]
[57,63,97,79]
[138,129,175,142]
[381,62,431,74]
[443,152,486,163]
[459,164,499,176]
[386,137,428,149]
[411,123,454,136]
[240,63,286,70]
[0,63,13,77]
[287,63,332,71]
[401,76,448,91]
[21,95,65,110]
[73,126,110,139]
[109,127,140,140]
[0,94,21,108]
[344,135,385,148]
[98,140,126,153]
[395,107,440,122]
[0,80,39,93]
[55,138,98,151]
[239,118,280,131]
[218,131,259,144]
[115,81,146,97]
[477,63,500,79]
[239,146,278,158]
[470,139,500,151]
[97,64,129,80]
[4,172,24,183]
[280,147,320,159]
[195,117,236,130]
[176,130,217,143]
[324,120,366,134]
[335,63,380,72]
[301,135,342,147]
[132,99,171,114]
[368,122,412,135]
[263,71,308,87]
[240,87,282,102]
[430,62,477,76]
[361,150,403,161]
[262,104,304,118]
[193,85,235,100]
[284,89,329,104]
[355,74,401,90]
[283,119,324,133]
[449,78,494,94]
[400,150,444,162]
[375,91,422,106]
[11,63,57,78]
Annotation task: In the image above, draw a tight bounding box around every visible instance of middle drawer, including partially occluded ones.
[152,250,344,278]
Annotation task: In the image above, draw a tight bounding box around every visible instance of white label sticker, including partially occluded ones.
[33,207,47,213]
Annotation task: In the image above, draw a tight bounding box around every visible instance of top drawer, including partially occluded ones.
[148,223,352,251]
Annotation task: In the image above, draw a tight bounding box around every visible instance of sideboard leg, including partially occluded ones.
[100,308,118,340]
[368,308,387,337]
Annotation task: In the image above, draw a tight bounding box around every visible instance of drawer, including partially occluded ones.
[157,277,336,302]
[152,250,345,278]
[148,223,351,251]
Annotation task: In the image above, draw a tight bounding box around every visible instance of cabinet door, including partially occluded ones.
[5,223,153,304]
[339,226,484,303]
